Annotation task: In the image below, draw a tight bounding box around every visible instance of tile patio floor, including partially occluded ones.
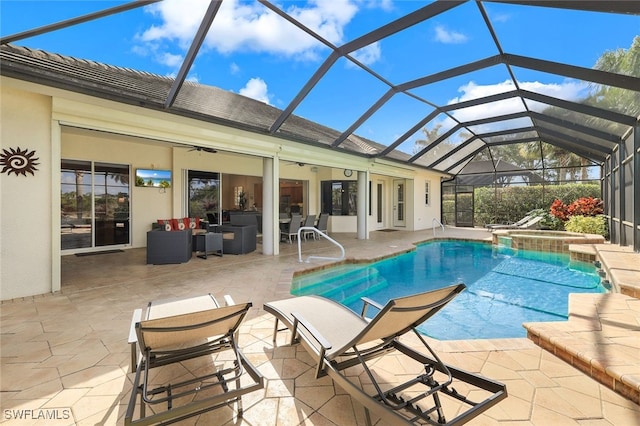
[1,227,639,425]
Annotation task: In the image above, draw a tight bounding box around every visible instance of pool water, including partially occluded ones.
[291,240,605,340]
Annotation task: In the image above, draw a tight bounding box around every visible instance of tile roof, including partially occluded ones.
[1,44,422,166]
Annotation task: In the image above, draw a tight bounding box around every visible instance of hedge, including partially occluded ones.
[473,183,601,227]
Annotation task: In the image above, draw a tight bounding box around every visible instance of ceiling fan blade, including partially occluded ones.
[186,146,217,153]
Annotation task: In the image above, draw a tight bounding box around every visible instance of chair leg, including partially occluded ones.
[364,407,372,426]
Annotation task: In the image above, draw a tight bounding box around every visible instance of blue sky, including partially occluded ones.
[2,1,638,155]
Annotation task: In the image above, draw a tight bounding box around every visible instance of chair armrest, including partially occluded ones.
[291,311,332,378]
[223,295,235,306]
[360,297,383,319]
[290,312,332,350]
[128,308,142,373]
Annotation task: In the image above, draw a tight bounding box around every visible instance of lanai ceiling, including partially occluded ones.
[1,0,639,177]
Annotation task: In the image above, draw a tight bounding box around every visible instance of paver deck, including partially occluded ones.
[1,228,639,425]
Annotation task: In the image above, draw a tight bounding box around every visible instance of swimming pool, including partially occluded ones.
[291,240,605,340]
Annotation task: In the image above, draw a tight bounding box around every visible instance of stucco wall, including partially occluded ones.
[412,175,443,231]
[1,77,448,299]
[1,87,53,299]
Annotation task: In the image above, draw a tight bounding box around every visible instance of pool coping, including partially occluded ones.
[526,242,640,405]
[284,235,640,405]
[524,292,640,404]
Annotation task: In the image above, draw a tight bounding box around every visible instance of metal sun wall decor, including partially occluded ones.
[0,147,40,176]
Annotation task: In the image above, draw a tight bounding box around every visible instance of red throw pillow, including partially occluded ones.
[190,217,200,229]
[157,219,172,231]
[158,219,181,231]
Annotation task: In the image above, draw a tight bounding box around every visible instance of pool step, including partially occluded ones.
[339,279,389,306]
[320,270,385,298]
[292,265,363,292]
[292,267,387,300]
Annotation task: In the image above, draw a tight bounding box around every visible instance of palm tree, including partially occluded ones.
[590,36,640,119]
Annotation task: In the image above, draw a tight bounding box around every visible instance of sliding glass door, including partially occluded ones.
[188,170,220,223]
[61,160,130,250]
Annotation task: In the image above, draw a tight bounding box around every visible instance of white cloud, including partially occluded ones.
[433,24,468,44]
[139,0,360,61]
[139,1,204,49]
[239,77,271,104]
[490,13,510,23]
[159,52,183,68]
[360,0,393,11]
[427,79,590,137]
[378,0,394,12]
[349,42,381,66]
[519,80,588,100]
[229,62,240,75]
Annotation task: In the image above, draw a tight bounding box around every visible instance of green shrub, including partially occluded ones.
[473,183,600,226]
[564,215,607,237]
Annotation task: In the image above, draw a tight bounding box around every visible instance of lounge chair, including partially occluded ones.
[490,214,543,230]
[485,212,534,229]
[126,294,263,425]
[263,284,507,425]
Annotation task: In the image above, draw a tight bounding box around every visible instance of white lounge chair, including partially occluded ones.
[264,285,507,425]
[485,211,535,229]
[498,215,543,230]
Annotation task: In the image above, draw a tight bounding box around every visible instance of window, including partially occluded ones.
[321,180,357,216]
[234,186,244,209]
[425,180,431,206]
[188,170,220,221]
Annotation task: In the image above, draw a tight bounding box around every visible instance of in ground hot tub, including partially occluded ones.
[492,229,605,254]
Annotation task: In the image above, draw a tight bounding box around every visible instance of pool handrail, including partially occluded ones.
[433,218,445,237]
[297,226,345,263]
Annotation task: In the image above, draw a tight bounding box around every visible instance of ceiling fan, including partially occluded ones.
[187,146,217,154]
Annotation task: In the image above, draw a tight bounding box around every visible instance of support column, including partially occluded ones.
[262,157,278,255]
[609,148,617,244]
[601,159,609,239]
[357,171,368,240]
[634,125,639,252]
[51,120,61,293]
[619,141,626,246]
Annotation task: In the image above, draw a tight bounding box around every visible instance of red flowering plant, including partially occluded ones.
[548,197,606,236]
[550,199,571,221]
[567,197,603,217]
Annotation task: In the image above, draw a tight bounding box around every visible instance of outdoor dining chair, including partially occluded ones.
[281,214,302,243]
[301,214,316,240]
